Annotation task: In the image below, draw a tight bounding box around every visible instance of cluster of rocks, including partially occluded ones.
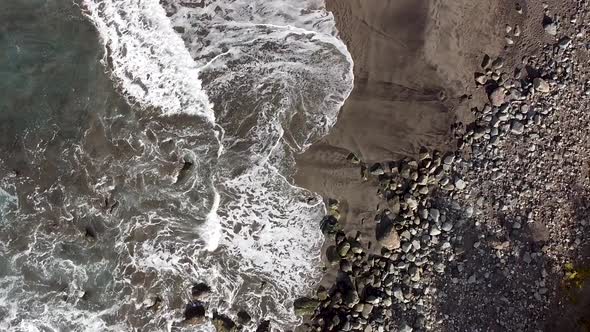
[301,2,590,331]
[298,150,472,331]
[427,3,590,330]
[412,3,590,330]
[180,283,262,331]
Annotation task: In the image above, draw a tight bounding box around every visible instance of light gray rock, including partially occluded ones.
[418,208,429,220]
[418,186,429,195]
[558,36,572,49]
[492,57,504,69]
[441,222,454,232]
[465,206,474,218]
[430,226,442,236]
[400,322,413,332]
[544,22,557,35]
[361,303,374,318]
[443,154,455,165]
[406,197,418,210]
[353,303,364,313]
[377,224,401,250]
[454,178,467,190]
[400,230,412,240]
[475,73,487,85]
[510,120,525,135]
[489,87,506,106]
[429,208,440,222]
[338,241,351,257]
[402,242,412,253]
[514,24,521,36]
[533,78,550,93]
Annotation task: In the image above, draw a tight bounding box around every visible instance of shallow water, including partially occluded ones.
[0,1,353,331]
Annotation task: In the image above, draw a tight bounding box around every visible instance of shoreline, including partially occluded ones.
[295,0,590,330]
[295,0,506,236]
[295,0,505,285]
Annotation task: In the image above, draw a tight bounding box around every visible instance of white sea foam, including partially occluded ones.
[81,0,214,121]
[0,186,17,222]
[0,0,353,331]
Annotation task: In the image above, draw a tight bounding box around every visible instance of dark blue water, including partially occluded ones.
[0,0,119,153]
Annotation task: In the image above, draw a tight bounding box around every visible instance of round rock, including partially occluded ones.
[489,87,506,106]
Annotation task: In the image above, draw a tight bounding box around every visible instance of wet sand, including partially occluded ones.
[295,0,506,275]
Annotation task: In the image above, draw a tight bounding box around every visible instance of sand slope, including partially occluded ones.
[295,0,504,241]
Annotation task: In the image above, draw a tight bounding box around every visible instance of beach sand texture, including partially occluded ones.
[295,0,505,248]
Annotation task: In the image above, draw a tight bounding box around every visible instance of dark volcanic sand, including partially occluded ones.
[295,0,505,252]
[295,0,590,331]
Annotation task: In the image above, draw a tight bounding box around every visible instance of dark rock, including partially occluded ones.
[236,310,251,325]
[320,215,340,236]
[369,163,385,176]
[326,246,341,265]
[346,152,361,164]
[184,302,206,325]
[212,313,237,332]
[317,286,329,301]
[340,259,353,273]
[343,287,360,308]
[337,241,351,257]
[256,320,271,332]
[481,54,491,69]
[176,159,193,184]
[84,226,96,240]
[191,283,211,302]
[293,297,320,316]
[558,36,572,49]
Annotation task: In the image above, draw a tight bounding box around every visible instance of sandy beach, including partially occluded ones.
[295,0,504,252]
[295,0,590,330]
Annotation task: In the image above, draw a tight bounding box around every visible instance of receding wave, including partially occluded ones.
[0,0,353,330]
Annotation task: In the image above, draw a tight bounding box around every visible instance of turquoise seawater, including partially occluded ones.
[0,0,115,147]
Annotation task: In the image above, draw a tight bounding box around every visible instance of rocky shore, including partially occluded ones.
[295,1,590,331]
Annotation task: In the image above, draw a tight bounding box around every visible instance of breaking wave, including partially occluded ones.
[0,0,353,330]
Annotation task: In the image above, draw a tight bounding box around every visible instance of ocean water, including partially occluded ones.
[0,0,353,331]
